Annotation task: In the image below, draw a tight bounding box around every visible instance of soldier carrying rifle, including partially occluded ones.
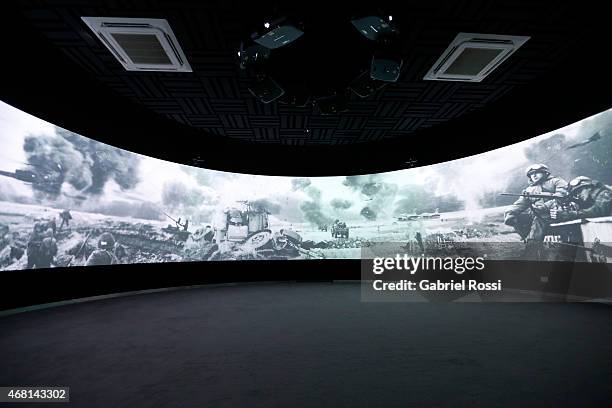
[502,164,569,244]
[85,232,118,266]
[550,176,612,222]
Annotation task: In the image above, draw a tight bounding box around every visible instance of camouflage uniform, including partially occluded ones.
[555,178,612,221]
[504,172,568,242]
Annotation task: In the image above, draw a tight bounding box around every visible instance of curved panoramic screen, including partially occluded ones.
[0,100,611,271]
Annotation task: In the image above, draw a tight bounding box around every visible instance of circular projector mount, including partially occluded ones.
[238,15,402,115]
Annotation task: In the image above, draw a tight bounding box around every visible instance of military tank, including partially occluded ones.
[331,221,349,239]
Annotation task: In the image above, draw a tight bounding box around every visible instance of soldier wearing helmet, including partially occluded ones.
[550,176,612,222]
[26,222,58,268]
[59,209,72,230]
[85,232,119,266]
[203,225,214,242]
[504,163,568,242]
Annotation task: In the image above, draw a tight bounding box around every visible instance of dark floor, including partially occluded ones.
[1,282,611,407]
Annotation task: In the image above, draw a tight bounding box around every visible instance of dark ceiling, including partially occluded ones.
[1,1,610,175]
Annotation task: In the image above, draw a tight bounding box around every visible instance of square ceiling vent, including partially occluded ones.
[424,33,529,82]
[81,17,192,72]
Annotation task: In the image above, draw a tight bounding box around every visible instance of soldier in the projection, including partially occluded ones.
[59,209,72,230]
[0,224,10,255]
[213,208,229,243]
[113,242,128,261]
[550,176,612,221]
[415,232,424,253]
[203,225,215,242]
[504,164,568,243]
[46,218,57,235]
[26,222,58,268]
[85,232,118,266]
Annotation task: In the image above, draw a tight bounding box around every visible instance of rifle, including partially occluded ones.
[163,211,183,227]
[500,192,576,214]
[66,229,94,267]
[499,192,570,202]
[162,211,178,223]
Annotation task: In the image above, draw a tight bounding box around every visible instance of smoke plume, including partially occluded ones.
[249,198,282,214]
[22,128,140,198]
[162,181,217,208]
[291,177,332,226]
[330,198,352,210]
[161,181,219,223]
[393,184,463,215]
[80,199,163,220]
[360,207,376,220]
[343,175,397,220]
[292,178,312,191]
[181,165,239,188]
[301,201,332,226]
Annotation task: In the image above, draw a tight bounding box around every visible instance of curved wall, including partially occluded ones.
[1,101,611,272]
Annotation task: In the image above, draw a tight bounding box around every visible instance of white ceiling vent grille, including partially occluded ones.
[81,17,192,72]
[424,33,529,82]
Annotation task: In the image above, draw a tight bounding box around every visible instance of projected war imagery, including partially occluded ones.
[0,100,611,270]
